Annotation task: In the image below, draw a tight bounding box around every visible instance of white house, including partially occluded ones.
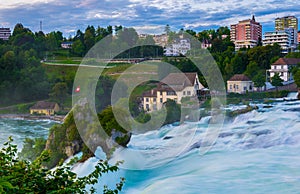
[61,41,73,49]
[268,58,300,82]
[164,38,191,56]
[142,72,204,112]
[227,74,253,94]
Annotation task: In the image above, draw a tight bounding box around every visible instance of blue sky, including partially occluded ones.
[0,0,299,37]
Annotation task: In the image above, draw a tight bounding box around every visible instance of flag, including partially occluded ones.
[75,86,80,93]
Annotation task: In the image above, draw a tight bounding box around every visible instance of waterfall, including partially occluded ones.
[285,92,299,100]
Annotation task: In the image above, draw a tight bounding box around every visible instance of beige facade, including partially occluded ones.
[142,73,203,112]
[227,74,253,94]
[30,101,60,116]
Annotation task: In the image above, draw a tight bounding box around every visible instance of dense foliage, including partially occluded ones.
[0,137,124,193]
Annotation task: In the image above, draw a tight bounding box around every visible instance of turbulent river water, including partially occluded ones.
[1,96,300,194]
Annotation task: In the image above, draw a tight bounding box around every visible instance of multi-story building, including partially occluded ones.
[142,72,204,112]
[275,16,298,47]
[164,38,191,56]
[230,15,262,51]
[263,28,295,53]
[268,58,300,82]
[0,28,11,41]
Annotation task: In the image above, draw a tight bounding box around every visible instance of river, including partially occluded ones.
[1,99,300,193]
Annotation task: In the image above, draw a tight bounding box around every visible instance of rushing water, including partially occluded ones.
[0,118,58,149]
[73,99,300,194]
[1,99,300,194]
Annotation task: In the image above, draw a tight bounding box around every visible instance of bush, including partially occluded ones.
[0,137,124,194]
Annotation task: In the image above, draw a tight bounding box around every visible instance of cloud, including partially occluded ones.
[0,0,299,35]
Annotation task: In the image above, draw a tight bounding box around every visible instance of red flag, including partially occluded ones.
[75,86,80,93]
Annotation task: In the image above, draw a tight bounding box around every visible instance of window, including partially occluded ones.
[146,104,149,111]
[153,98,156,102]
[230,85,232,89]
[187,91,191,95]
[183,91,186,95]
[236,85,239,89]
[167,91,176,95]
[160,98,163,103]
[160,91,163,95]
[146,98,149,102]
[244,86,247,91]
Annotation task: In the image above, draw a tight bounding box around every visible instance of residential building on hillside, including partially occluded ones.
[142,72,204,112]
[153,34,168,47]
[61,41,73,49]
[164,38,191,56]
[0,28,11,41]
[227,74,253,94]
[263,28,295,53]
[30,101,60,116]
[230,15,262,51]
[201,39,212,49]
[275,16,298,47]
[267,58,300,82]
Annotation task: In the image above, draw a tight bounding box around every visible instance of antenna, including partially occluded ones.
[40,21,42,31]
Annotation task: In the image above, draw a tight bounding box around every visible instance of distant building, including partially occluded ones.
[0,28,11,41]
[164,38,191,56]
[142,72,204,112]
[227,74,253,94]
[153,34,168,47]
[61,41,73,49]
[230,15,262,51]
[267,58,300,82]
[138,34,148,39]
[201,39,212,49]
[275,16,298,47]
[263,28,296,53]
[30,101,60,116]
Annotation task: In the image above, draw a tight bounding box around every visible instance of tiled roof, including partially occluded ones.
[30,101,57,110]
[272,58,300,66]
[142,88,158,97]
[228,74,251,81]
[142,72,198,97]
[161,72,196,86]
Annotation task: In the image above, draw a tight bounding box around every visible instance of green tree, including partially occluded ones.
[72,39,85,56]
[84,25,96,51]
[164,24,171,35]
[19,138,46,161]
[0,137,124,194]
[164,99,181,124]
[50,82,68,110]
[244,61,259,79]
[252,72,265,91]
[294,70,300,88]
[271,73,283,92]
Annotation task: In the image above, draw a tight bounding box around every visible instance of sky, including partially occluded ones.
[0,0,299,37]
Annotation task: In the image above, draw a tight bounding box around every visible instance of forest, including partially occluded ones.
[0,23,298,107]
